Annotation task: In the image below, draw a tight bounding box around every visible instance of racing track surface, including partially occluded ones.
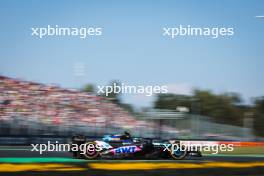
[0,146,264,176]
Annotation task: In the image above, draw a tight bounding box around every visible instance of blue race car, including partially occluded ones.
[71,132,202,160]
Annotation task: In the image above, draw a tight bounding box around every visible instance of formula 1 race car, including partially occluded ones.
[70,132,202,160]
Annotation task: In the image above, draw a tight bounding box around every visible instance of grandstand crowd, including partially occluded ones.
[1,76,247,140]
[0,76,153,130]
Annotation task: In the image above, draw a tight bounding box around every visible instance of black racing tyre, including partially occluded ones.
[169,142,187,160]
[82,142,100,159]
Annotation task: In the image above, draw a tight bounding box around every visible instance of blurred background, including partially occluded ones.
[0,75,263,144]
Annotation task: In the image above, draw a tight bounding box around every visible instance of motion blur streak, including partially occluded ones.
[89,162,264,170]
[0,163,86,172]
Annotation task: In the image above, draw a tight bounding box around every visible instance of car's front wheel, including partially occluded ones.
[169,142,187,160]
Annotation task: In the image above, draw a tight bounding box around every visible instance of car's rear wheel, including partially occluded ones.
[83,142,100,159]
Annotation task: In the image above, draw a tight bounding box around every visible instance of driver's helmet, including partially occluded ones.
[124,131,131,137]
